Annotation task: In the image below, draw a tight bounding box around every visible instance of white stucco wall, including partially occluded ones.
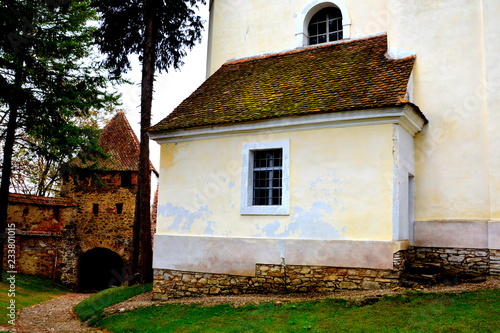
[392,125,415,243]
[385,0,500,248]
[207,0,388,75]
[388,0,491,222]
[207,0,500,228]
[152,113,422,274]
[156,124,395,241]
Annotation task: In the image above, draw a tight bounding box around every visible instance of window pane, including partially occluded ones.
[308,23,318,36]
[272,189,282,205]
[273,170,282,187]
[252,149,283,206]
[308,7,343,45]
[318,22,326,35]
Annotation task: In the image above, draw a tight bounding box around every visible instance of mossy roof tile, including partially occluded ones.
[8,193,76,207]
[150,34,416,133]
[71,111,157,174]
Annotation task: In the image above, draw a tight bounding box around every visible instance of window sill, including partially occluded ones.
[240,205,290,216]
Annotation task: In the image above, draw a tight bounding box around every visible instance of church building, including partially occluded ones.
[149,0,500,298]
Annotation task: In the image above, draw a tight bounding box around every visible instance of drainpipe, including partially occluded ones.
[281,256,288,293]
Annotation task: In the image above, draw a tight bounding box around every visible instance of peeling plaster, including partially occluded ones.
[258,202,344,239]
[289,202,343,239]
[262,220,281,237]
[203,221,216,235]
[159,203,214,234]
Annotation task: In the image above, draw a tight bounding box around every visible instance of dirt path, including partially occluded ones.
[0,293,101,333]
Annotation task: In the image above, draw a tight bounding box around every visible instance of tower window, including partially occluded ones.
[93,204,99,215]
[121,172,132,187]
[116,203,123,214]
[308,7,343,45]
[53,207,61,222]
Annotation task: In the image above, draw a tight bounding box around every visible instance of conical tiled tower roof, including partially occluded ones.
[99,111,141,171]
[69,111,157,174]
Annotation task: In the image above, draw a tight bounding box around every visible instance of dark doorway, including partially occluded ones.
[77,248,125,292]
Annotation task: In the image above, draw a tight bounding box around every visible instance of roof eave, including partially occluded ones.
[149,104,427,144]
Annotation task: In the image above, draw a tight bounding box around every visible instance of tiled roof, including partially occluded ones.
[150,34,418,133]
[8,193,76,207]
[69,111,158,174]
[98,111,141,171]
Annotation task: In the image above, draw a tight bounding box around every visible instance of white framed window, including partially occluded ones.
[296,0,351,47]
[241,140,290,215]
[308,7,343,45]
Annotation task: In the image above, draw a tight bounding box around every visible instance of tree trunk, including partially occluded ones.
[131,4,155,284]
[0,67,22,271]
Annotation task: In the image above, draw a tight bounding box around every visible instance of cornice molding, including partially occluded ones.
[149,105,426,144]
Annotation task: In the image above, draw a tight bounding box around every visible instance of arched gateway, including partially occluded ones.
[77,247,124,292]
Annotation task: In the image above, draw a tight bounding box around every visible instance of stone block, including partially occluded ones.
[339,281,358,289]
[209,287,221,294]
[347,269,359,276]
[361,281,380,290]
[300,267,311,274]
[448,255,465,262]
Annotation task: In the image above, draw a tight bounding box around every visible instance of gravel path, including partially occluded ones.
[0,293,102,333]
[1,277,499,332]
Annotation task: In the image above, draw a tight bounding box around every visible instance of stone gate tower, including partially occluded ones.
[61,111,156,290]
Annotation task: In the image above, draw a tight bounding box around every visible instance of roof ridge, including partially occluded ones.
[226,33,388,66]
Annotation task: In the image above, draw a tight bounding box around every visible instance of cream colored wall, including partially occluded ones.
[156,124,395,242]
[207,0,388,75]
[483,0,500,221]
[388,0,499,222]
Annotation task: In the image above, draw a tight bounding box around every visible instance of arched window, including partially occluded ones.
[308,7,343,45]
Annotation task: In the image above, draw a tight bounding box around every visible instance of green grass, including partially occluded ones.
[74,283,152,325]
[0,272,68,325]
[94,289,500,333]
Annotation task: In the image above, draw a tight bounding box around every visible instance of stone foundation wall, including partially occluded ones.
[490,249,500,276]
[153,251,412,300]
[412,247,492,274]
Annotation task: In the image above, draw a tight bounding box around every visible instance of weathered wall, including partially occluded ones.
[153,250,410,299]
[157,124,395,241]
[7,201,73,234]
[4,198,76,281]
[207,0,388,75]
[4,172,138,287]
[207,0,500,248]
[154,121,419,275]
[61,173,137,282]
[388,0,499,224]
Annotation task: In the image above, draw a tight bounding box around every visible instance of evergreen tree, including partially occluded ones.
[92,0,205,284]
[2,109,112,196]
[0,0,119,266]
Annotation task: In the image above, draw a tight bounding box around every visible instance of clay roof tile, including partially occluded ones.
[150,34,420,133]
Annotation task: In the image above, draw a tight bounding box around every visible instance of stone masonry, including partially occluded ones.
[412,247,492,275]
[3,112,156,290]
[152,250,412,300]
